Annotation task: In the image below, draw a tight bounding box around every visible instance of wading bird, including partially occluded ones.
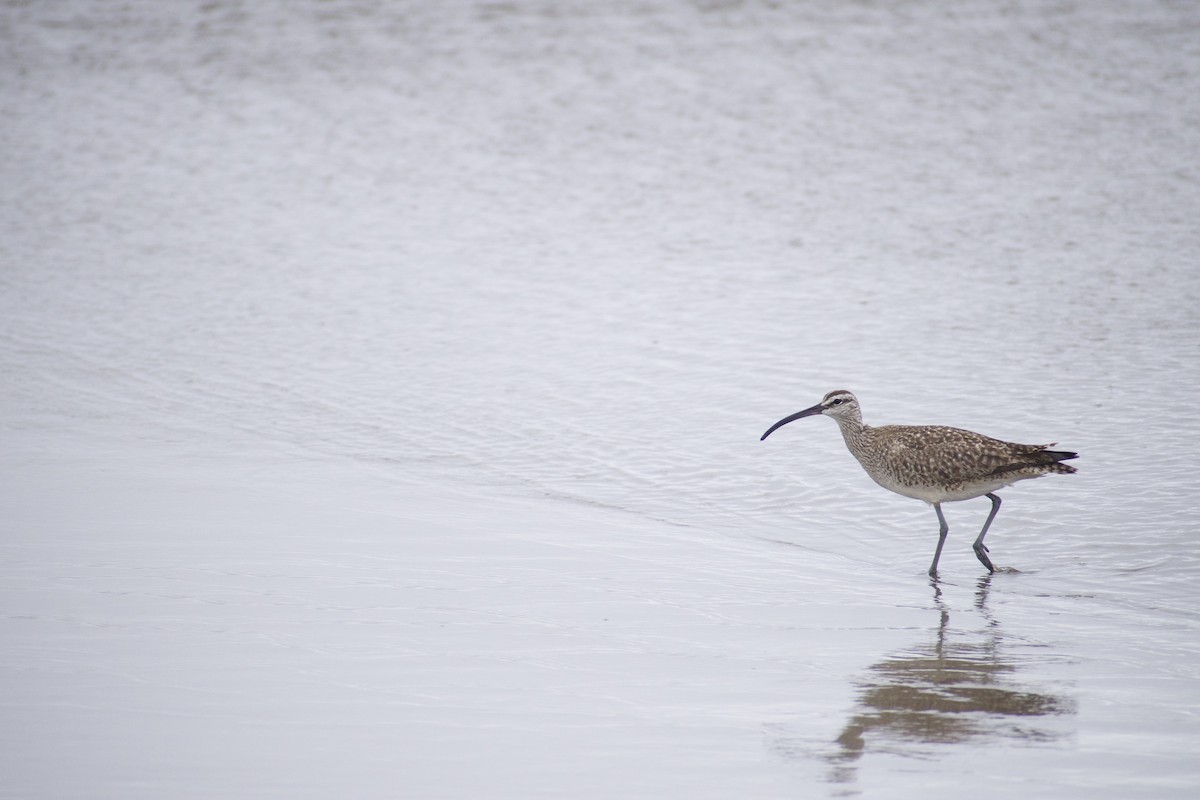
[760,390,1077,577]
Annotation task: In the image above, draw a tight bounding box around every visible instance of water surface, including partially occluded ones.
[2,1,1199,797]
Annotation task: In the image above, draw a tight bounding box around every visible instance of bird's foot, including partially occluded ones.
[973,542,995,573]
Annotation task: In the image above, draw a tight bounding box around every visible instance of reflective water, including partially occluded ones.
[2,1,1199,797]
[823,580,1075,786]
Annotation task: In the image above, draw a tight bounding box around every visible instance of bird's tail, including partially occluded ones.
[1043,448,1078,474]
[991,444,1079,476]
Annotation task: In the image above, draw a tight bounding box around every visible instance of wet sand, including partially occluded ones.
[3,1,1199,797]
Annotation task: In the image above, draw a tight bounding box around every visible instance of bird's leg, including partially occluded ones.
[929,503,949,578]
[972,493,1001,573]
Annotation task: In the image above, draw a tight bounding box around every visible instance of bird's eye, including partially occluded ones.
[831,398,844,405]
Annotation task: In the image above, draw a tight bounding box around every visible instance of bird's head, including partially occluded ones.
[760,390,859,441]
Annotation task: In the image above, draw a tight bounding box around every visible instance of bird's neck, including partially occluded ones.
[833,414,870,451]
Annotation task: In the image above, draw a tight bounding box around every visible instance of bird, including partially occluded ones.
[760,390,1077,577]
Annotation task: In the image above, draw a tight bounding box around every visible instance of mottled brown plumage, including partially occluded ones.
[761,390,1078,577]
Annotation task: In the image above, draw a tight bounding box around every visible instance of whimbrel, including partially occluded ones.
[760,390,1077,577]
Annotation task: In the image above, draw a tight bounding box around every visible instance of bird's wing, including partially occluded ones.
[875,425,1044,485]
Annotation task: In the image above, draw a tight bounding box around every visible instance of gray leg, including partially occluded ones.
[973,493,1000,573]
[929,503,949,578]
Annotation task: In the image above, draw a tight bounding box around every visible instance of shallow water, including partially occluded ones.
[3,1,1199,797]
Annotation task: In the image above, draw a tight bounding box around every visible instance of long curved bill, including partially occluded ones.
[760,402,824,441]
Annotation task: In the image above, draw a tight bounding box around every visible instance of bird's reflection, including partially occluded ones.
[822,575,1074,788]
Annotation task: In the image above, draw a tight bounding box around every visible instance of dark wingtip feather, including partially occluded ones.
[988,447,1080,476]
